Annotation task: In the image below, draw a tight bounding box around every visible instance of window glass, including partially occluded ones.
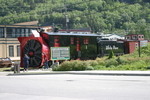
[21,29,25,37]
[16,29,20,37]
[9,45,14,57]
[126,36,130,39]
[0,28,4,38]
[135,43,138,48]
[17,45,20,57]
[7,28,12,38]
[12,28,16,37]
[132,35,137,39]
[25,29,29,36]
[84,38,89,44]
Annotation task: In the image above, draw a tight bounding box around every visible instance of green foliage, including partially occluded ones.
[86,66,94,70]
[95,57,106,66]
[0,0,150,39]
[105,58,118,67]
[54,56,150,71]
[54,43,150,71]
[55,60,89,71]
[116,56,129,65]
[108,50,115,59]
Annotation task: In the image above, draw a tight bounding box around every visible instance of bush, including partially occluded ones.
[116,57,128,65]
[90,65,106,70]
[55,61,72,71]
[72,61,88,70]
[95,57,106,66]
[86,66,94,70]
[54,48,150,71]
[55,60,90,71]
[105,58,118,67]
[87,60,99,66]
[146,66,150,69]
[108,50,115,59]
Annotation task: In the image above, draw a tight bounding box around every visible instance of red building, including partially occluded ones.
[123,34,148,54]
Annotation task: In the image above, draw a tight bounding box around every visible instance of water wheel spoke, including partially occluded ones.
[34,51,41,54]
[34,44,41,51]
[30,58,33,66]
[24,46,29,53]
[30,40,34,50]
[34,55,42,60]
[33,57,38,65]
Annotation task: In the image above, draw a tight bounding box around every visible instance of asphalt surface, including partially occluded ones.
[1,69,150,76]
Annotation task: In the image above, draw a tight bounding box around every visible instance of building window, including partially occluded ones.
[0,28,4,38]
[126,36,130,40]
[17,45,20,57]
[70,37,74,44]
[25,29,29,36]
[21,28,25,37]
[12,29,16,37]
[16,29,21,37]
[138,36,141,39]
[7,28,12,38]
[9,45,14,57]
[132,35,137,39]
[135,43,138,48]
[84,38,89,44]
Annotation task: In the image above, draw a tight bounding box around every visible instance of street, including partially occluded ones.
[0,74,150,100]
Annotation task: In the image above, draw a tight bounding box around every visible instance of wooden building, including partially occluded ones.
[0,21,38,61]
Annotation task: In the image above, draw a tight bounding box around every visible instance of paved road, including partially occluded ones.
[0,74,150,100]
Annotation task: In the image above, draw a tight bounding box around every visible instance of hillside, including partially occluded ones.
[0,0,150,39]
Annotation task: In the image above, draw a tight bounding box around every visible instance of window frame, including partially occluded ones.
[9,45,14,57]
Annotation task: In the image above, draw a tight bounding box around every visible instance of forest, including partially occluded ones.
[0,0,150,39]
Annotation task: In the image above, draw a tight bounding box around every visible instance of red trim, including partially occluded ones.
[76,38,80,51]
[54,36,60,47]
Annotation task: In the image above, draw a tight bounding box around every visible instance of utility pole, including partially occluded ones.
[88,0,92,30]
[64,0,69,32]
[4,25,7,57]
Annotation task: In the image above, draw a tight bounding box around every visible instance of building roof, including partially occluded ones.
[59,27,91,32]
[0,21,39,28]
[45,32,100,37]
[12,21,38,26]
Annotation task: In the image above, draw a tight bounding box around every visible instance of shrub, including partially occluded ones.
[105,58,118,67]
[108,49,115,59]
[56,61,73,71]
[146,66,150,69]
[55,60,90,71]
[93,65,106,70]
[116,56,128,65]
[95,57,106,66]
[73,60,88,70]
[86,66,94,70]
[87,60,99,66]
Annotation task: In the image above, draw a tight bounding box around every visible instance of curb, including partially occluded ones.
[4,71,150,76]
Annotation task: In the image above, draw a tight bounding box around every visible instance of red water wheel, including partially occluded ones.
[23,39,42,67]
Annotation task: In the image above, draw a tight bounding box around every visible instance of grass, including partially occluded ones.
[0,67,12,72]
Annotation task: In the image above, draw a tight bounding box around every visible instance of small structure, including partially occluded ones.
[121,34,148,54]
